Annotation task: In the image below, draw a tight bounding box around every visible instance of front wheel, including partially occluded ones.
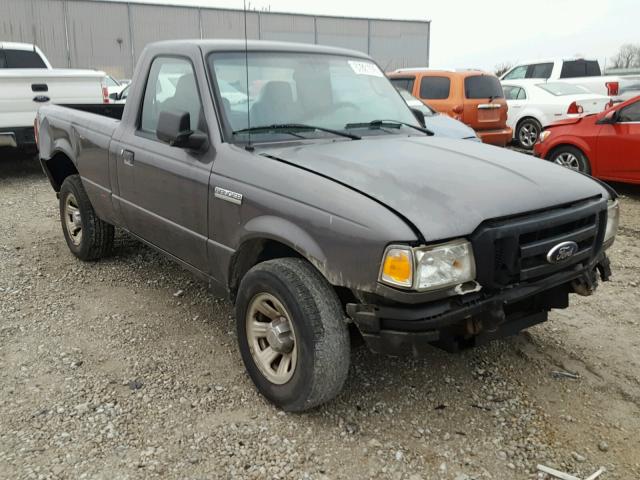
[548,146,591,174]
[516,118,542,149]
[235,258,350,412]
[59,175,114,261]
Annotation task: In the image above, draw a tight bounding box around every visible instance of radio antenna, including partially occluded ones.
[243,0,253,151]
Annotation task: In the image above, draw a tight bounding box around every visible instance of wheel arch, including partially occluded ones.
[228,217,330,302]
[42,149,79,192]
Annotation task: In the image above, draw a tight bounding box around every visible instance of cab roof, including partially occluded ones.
[146,39,371,60]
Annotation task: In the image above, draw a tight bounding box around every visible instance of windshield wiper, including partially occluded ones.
[344,120,434,136]
[233,123,361,140]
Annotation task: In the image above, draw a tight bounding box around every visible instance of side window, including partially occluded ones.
[503,65,527,80]
[389,77,415,93]
[517,87,527,100]
[529,63,553,79]
[140,57,203,136]
[3,49,47,68]
[618,101,640,122]
[0,51,6,68]
[503,86,517,100]
[419,76,450,100]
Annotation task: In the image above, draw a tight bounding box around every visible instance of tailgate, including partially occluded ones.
[0,69,104,128]
[462,74,508,131]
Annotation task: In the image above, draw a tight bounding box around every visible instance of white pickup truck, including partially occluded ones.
[0,42,107,151]
[500,58,640,97]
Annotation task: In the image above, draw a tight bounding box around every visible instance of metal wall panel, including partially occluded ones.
[66,1,132,78]
[0,0,68,67]
[129,4,200,63]
[369,20,430,71]
[258,13,315,44]
[201,9,259,40]
[315,17,368,53]
[1,1,430,78]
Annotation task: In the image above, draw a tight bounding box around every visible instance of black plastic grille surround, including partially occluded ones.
[472,197,607,290]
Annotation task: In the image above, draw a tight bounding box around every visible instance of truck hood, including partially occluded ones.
[261,135,607,241]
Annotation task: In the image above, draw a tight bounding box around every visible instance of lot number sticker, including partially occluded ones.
[348,60,384,77]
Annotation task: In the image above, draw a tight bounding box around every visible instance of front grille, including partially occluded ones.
[472,197,607,289]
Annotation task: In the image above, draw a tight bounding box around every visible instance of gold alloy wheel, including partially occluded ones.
[63,193,83,246]
[246,292,298,385]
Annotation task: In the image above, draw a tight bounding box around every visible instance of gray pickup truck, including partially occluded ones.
[36,40,619,411]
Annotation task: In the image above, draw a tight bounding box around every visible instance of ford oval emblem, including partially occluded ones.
[546,241,579,264]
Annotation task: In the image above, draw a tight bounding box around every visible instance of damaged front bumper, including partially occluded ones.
[347,253,611,356]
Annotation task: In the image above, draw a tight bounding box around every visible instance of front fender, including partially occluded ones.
[242,215,328,273]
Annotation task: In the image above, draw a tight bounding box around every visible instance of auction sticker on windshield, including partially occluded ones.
[348,60,384,77]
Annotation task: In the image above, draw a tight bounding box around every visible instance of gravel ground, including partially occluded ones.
[1,150,639,480]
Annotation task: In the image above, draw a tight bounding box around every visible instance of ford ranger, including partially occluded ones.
[36,40,618,412]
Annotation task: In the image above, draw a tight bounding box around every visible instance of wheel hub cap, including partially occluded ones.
[265,318,294,353]
[554,153,580,171]
[246,293,297,385]
[63,193,83,246]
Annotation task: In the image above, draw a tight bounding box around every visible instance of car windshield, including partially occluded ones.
[537,82,590,96]
[208,51,419,141]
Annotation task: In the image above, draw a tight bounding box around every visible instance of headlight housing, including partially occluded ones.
[379,239,476,291]
[604,199,619,246]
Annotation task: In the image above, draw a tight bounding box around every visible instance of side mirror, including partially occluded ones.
[109,92,119,101]
[410,107,426,127]
[596,110,617,125]
[156,110,208,151]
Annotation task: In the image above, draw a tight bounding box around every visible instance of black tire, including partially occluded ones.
[59,175,114,261]
[235,258,350,412]
[516,117,542,150]
[548,145,591,174]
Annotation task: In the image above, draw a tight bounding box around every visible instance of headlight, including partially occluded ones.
[538,130,551,143]
[379,240,476,291]
[604,199,619,245]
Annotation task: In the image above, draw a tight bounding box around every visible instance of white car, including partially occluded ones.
[500,58,640,97]
[501,80,610,149]
[1,41,106,151]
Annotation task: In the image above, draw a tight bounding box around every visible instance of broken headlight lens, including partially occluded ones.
[414,240,476,291]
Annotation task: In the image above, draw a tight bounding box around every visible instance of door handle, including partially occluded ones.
[122,149,135,166]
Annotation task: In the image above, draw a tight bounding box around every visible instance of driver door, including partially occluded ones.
[596,99,640,180]
[114,55,213,271]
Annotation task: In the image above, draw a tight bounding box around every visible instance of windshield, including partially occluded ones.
[537,82,590,96]
[208,52,419,141]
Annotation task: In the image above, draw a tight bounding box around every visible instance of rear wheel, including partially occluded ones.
[59,175,114,260]
[516,118,542,149]
[235,258,350,412]
[548,146,591,174]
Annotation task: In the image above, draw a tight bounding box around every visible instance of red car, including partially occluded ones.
[534,95,640,184]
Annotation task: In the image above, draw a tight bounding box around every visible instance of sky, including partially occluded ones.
[107,0,637,70]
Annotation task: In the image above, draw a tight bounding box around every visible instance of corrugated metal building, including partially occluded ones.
[0,0,430,78]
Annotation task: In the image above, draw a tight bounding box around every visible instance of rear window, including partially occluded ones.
[419,76,450,100]
[464,75,504,99]
[537,82,589,96]
[560,60,601,78]
[1,49,47,68]
[389,77,415,94]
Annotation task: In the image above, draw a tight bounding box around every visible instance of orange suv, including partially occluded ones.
[388,69,512,146]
